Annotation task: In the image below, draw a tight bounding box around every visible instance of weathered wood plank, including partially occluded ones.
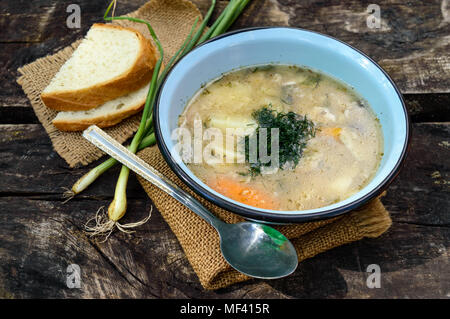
[0,196,289,298]
[382,123,450,226]
[406,93,450,123]
[1,43,49,108]
[0,122,448,298]
[2,90,449,123]
[0,124,144,198]
[1,38,448,121]
[1,123,449,227]
[265,222,449,298]
[0,106,39,124]
[0,196,174,298]
[0,0,147,108]
[1,0,448,108]
[241,0,450,94]
[0,0,146,43]
[0,196,448,298]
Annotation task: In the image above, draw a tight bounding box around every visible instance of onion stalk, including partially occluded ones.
[66,16,200,200]
[64,133,156,200]
[85,0,164,234]
[70,0,251,237]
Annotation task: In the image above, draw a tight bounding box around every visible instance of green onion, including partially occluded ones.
[209,0,240,38]
[182,0,216,53]
[67,16,201,200]
[101,1,164,223]
[68,0,251,236]
[65,133,155,198]
[198,0,229,43]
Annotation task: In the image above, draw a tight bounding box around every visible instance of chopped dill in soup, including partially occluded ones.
[177,64,383,211]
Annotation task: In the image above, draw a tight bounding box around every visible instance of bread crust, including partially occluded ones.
[41,23,157,111]
[52,97,145,131]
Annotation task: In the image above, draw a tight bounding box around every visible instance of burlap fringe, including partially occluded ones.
[352,200,392,238]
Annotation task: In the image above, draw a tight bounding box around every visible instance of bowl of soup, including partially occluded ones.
[154,27,409,223]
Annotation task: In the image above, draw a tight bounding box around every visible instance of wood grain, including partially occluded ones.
[1,0,449,108]
[0,123,448,298]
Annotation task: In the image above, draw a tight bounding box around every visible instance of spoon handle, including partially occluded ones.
[83,125,225,230]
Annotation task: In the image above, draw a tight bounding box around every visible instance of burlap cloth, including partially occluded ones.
[137,146,392,290]
[17,0,203,167]
[16,0,392,290]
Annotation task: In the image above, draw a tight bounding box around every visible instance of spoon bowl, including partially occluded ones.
[219,222,298,278]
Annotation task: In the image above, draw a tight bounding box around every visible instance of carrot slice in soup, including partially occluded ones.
[208,177,278,210]
[319,127,342,141]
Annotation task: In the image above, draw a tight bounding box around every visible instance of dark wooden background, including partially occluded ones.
[0,0,449,298]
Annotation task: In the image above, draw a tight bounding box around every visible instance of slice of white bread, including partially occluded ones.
[41,23,157,111]
[52,82,149,131]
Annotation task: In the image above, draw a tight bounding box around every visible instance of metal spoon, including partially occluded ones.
[83,125,298,279]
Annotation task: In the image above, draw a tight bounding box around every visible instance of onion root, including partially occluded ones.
[84,206,153,242]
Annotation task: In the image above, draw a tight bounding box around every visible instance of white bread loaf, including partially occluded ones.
[52,82,150,131]
[41,23,157,111]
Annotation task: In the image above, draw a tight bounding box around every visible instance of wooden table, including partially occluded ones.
[0,0,449,299]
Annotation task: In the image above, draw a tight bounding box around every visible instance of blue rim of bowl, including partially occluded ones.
[153,26,411,223]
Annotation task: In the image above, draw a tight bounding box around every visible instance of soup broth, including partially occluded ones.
[178,65,383,211]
